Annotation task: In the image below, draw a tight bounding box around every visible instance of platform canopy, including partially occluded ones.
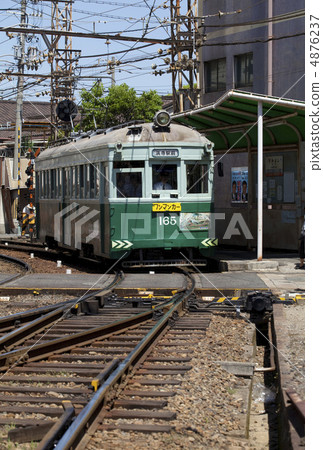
[171,90,305,150]
[171,90,305,262]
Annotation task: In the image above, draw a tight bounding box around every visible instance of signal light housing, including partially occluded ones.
[25,177,32,188]
[25,165,33,176]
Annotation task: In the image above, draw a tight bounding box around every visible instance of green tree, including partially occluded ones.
[79,82,163,131]
[79,81,107,131]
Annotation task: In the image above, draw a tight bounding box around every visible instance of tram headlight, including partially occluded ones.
[154,110,171,127]
[204,142,213,154]
[115,142,123,152]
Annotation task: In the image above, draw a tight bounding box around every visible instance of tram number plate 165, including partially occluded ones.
[152,203,181,212]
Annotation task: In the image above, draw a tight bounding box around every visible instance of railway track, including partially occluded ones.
[0,270,205,448]
[0,265,304,449]
[0,253,31,286]
[0,239,104,273]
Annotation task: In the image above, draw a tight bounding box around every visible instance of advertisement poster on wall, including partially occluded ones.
[231,167,248,203]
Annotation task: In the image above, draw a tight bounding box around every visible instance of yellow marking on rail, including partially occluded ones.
[279,296,297,302]
[91,379,99,392]
[216,296,240,303]
[124,296,171,299]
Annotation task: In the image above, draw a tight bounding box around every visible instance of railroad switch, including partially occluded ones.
[245,291,274,314]
[153,309,164,320]
[189,290,295,322]
[244,291,274,323]
[168,310,179,327]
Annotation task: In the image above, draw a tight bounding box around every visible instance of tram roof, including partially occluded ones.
[37,121,210,162]
[171,90,305,151]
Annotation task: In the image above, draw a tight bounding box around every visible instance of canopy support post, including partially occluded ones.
[257,101,263,261]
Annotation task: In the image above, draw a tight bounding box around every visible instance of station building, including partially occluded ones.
[0,100,51,233]
[172,0,305,252]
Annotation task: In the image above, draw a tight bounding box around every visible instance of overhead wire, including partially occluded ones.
[202,32,305,46]
[202,9,304,28]
[1,0,305,101]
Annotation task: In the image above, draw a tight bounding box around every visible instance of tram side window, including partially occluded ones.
[88,164,100,198]
[36,173,40,200]
[152,164,177,190]
[57,169,61,197]
[40,171,44,198]
[50,169,56,198]
[186,163,209,194]
[85,165,91,198]
[79,165,85,198]
[63,168,70,198]
[104,165,109,197]
[116,172,142,198]
[89,164,95,198]
[45,171,49,198]
[71,167,75,198]
[74,166,79,198]
[95,164,100,198]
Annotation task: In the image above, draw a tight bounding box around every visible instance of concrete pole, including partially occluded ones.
[257,101,263,261]
[13,0,27,181]
[111,57,116,87]
[267,0,273,95]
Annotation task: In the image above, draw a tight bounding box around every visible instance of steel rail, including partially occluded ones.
[0,253,31,286]
[0,241,105,276]
[0,271,123,333]
[0,305,155,370]
[0,272,125,361]
[286,389,305,422]
[51,271,195,450]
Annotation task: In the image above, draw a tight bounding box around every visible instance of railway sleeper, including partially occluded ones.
[105,410,176,420]
[122,389,176,397]
[0,405,83,418]
[0,394,88,405]
[98,423,174,433]
[113,399,168,409]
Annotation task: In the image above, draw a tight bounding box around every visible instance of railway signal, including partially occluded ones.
[21,147,40,239]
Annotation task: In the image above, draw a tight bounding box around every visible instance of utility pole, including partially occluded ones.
[13,0,27,181]
[50,0,75,139]
[169,0,202,113]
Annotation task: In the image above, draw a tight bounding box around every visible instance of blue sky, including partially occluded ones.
[0,0,174,103]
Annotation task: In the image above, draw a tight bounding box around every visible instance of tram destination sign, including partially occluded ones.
[152,149,179,157]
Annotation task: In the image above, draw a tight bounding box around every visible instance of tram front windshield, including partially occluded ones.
[152,164,177,190]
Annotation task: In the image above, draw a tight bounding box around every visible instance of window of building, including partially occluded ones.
[235,53,253,88]
[205,58,226,93]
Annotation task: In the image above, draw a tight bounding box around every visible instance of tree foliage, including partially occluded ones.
[79,82,163,131]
